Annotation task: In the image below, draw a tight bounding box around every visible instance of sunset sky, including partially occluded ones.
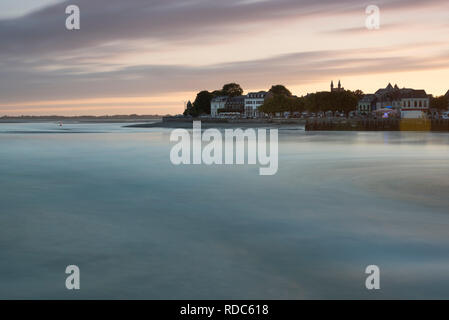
[0,0,449,116]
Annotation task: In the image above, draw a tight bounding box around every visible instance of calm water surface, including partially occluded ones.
[1,122,449,299]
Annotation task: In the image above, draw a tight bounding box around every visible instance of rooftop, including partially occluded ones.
[374,84,428,99]
[211,96,229,102]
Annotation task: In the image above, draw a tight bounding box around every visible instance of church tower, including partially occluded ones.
[331,80,344,92]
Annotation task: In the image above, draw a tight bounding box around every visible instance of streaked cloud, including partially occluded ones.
[0,0,449,115]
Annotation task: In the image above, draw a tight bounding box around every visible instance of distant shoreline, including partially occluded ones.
[0,116,162,124]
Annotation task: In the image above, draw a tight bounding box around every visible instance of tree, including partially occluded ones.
[269,85,292,97]
[211,90,223,97]
[353,90,364,100]
[260,85,302,115]
[221,83,243,97]
[293,97,306,113]
[193,91,213,115]
[430,96,448,111]
[183,100,193,116]
[184,91,213,116]
[303,90,358,114]
[259,95,304,115]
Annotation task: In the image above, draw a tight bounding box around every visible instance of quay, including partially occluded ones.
[305,118,449,131]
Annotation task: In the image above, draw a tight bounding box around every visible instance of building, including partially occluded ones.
[399,89,430,119]
[331,80,344,93]
[222,96,245,115]
[210,96,228,117]
[244,91,272,118]
[357,94,377,114]
[210,92,272,118]
[358,83,430,118]
[374,83,402,109]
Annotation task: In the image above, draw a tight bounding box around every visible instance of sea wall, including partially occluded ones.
[162,117,306,125]
[305,119,449,131]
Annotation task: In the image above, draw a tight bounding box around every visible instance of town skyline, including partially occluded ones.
[1,0,449,116]
[0,80,446,117]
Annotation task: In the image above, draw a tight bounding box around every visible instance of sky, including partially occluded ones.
[0,0,448,116]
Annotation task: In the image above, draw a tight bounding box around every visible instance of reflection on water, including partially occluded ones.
[1,123,449,299]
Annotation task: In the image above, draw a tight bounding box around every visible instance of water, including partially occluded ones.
[1,122,449,299]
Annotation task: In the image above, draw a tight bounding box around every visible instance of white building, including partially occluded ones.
[244,91,271,118]
[359,83,430,119]
[400,90,430,119]
[210,96,228,117]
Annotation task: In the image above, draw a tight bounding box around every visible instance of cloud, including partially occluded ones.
[1,0,449,114]
[1,44,448,106]
[2,0,447,57]
[323,23,400,35]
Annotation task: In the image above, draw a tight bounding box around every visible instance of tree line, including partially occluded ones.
[259,86,361,115]
[185,83,449,117]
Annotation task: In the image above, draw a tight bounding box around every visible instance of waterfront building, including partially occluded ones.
[225,95,246,111]
[399,89,430,118]
[210,96,228,117]
[244,91,272,118]
[222,95,245,115]
[357,94,377,114]
[358,83,430,118]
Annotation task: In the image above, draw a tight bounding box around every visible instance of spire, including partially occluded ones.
[338,80,341,89]
[331,80,334,91]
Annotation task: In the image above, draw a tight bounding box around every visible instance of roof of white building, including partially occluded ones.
[211,96,228,102]
[246,91,270,98]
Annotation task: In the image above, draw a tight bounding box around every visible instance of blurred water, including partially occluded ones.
[1,123,449,299]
